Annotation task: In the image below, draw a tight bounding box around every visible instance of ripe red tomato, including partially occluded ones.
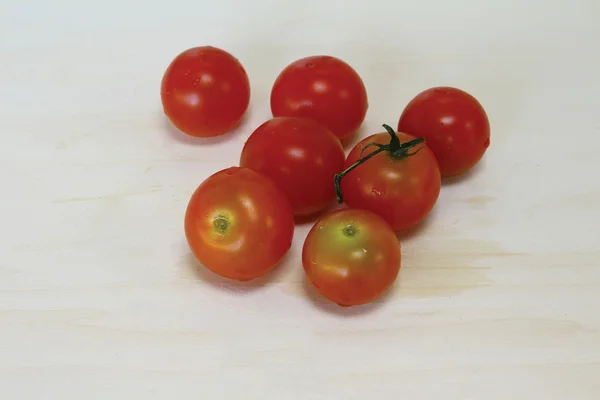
[397,86,490,177]
[302,208,401,306]
[270,55,368,141]
[161,46,250,137]
[239,116,345,217]
[184,167,294,281]
[335,125,441,231]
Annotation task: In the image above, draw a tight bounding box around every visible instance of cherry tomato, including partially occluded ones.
[270,55,368,141]
[184,167,294,281]
[161,46,250,137]
[397,86,490,177]
[239,116,345,217]
[335,125,441,232]
[302,208,401,306]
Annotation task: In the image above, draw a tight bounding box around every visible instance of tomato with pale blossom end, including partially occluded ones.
[302,208,401,306]
[185,167,294,281]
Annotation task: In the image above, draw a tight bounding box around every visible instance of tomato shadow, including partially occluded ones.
[441,158,486,186]
[340,131,359,149]
[182,251,291,293]
[293,202,345,227]
[162,112,249,146]
[301,277,393,317]
[341,123,372,149]
[395,208,437,243]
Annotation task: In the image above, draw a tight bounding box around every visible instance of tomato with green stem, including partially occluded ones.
[161,46,250,137]
[335,124,441,232]
[302,208,401,307]
[240,116,345,217]
[397,86,490,177]
[184,167,294,281]
[270,55,368,141]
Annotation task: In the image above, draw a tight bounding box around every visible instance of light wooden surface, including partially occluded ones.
[2,0,599,398]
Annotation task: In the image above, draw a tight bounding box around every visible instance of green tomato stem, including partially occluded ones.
[333,124,425,204]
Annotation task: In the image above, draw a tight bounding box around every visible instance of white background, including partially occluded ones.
[1,0,599,398]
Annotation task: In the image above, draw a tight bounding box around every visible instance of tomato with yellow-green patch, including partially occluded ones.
[302,208,401,306]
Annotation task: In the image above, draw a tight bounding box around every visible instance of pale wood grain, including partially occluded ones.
[1,0,600,398]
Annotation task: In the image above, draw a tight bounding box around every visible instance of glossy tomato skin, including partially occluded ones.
[161,46,250,137]
[270,55,368,141]
[397,86,490,177]
[340,132,441,231]
[240,117,345,217]
[184,167,294,281]
[302,208,401,306]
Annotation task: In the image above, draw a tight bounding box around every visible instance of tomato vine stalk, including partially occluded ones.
[334,124,425,203]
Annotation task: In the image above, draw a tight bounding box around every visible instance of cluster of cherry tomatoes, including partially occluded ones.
[161,45,491,307]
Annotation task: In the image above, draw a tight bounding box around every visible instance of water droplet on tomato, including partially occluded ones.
[371,188,384,196]
[484,138,490,148]
[371,181,387,197]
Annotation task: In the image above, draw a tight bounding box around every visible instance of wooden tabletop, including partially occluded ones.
[2,0,599,398]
